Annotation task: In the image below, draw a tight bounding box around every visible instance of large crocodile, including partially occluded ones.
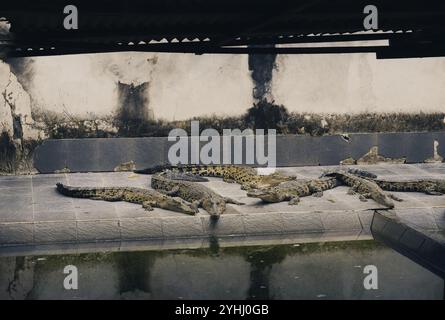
[56,183,198,215]
[346,168,445,195]
[246,177,339,204]
[136,164,295,190]
[322,171,397,208]
[151,172,244,217]
[373,179,445,195]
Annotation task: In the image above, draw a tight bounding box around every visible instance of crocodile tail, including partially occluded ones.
[133,164,174,174]
[56,183,101,198]
[347,168,378,179]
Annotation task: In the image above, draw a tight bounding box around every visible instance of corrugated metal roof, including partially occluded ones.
[1,0,445,58]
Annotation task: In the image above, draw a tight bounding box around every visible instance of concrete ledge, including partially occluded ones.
[34,132,445,173]
[0,231,373,258]
[371,211,445,278]
[1,164,445,249]
[0,212,367,247]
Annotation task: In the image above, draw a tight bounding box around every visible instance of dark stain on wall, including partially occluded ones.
[116,81,151,122]
[12,115,23,140]
[5,57,35,93]
[248,45,277,101]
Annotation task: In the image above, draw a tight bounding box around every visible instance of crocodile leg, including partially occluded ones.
[388,193,403,202]
[164,186,180,196]
[425,188,443,196]
[288,196,300,205]
[142,201,155,211]
[347,188,357,195]
[359,193,371,202]
[192,200,202,208]
[222,177,236,183]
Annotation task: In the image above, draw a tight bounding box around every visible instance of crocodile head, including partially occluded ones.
[202,198,226,216]
[246,188,285,203]
[373,192,395,209]
[160,197,198,215]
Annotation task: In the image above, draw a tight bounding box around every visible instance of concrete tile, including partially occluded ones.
[371,211,389,233]
[119,217,163,240]
[34,200,75,213]
[0,187,32,197]
[0,210,34,223]
[0,223,34,245]
[0,195,33,222]
[119,240,164,252]
[32,185,62,198]
[319,211,362,231]
[65,176,105,187]
[76,219,120,241]
[161,237,205,251]
[34,221,77,243]
[415,163,445,175]
[102,176,149,189]
[75,242,120,254]
[73,200,118,220]
[201,214,246,236]
[161,216,205,238]
[280,212,324,233]
[34,210,76,222]
[115,202,149,218]
[0,177,31,188]
[32,175,67,187]
[319,230,362,242]
[431,207,445,229]
[395,208,438,231]
[410,193,445,207]
[358,211,374,229]
[242,213,284,235]
[353,165,400,177]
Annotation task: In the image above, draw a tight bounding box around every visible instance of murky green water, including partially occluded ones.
[0,240,443,300]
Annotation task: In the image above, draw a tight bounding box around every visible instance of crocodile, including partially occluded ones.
[322,171,397,208]
[136,164,295,190]
[151,172,244,217]
[344,168,445,195]
[56,183,198,215]
[246,177,339,204]
[159,169,209,182]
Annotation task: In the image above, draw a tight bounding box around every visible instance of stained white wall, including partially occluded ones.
[272,53,445,114]
[4,51,445,127]
[20,52,253,121]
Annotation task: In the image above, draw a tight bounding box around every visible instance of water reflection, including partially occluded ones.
[116,252,155,299]
[245,247,287,300]
[0,240,443,300]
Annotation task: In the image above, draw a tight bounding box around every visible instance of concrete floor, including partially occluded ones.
[0,163,445,249]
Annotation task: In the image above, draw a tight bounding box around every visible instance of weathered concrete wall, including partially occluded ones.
[5,52,445,122]
[8,53,253,121]
[273,53,445,114]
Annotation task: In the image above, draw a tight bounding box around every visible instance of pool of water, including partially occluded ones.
[0,240,443,300]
